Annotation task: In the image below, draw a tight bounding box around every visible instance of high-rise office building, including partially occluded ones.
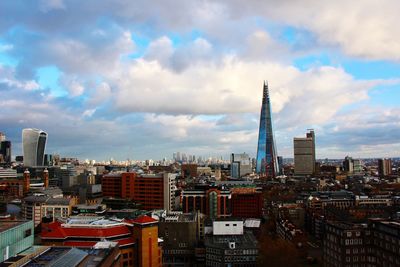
[22,128,47,167]
[256,81,278,177]
[378,158,392,177]
[343,156,354,174]
[230,153,252,178]
[294,130,316,175]
[0,140,11,163]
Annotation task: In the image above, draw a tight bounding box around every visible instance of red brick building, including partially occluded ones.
[231,188,263,218]
[102,172,175,211]
[182,187,231,218]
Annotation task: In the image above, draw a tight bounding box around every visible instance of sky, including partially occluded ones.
[0,0,400,161]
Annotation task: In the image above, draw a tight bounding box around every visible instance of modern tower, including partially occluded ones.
[256,81,278,177]
[22,128,47,167]
[294,129,316,175]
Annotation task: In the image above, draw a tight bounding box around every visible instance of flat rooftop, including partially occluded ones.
[0,220,29,233]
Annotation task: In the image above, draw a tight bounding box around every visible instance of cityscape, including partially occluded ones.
[1,1,400,267]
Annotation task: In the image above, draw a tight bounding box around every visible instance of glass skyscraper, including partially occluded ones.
[22,128,47,167]
[256,81,279,177]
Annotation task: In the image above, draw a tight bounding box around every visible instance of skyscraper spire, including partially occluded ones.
[256,81,278,178]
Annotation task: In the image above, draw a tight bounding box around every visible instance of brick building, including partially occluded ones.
[102,172,176,211]
[230,188,263,218]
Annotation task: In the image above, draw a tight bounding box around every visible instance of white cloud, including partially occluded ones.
[221,0,400,61]
[39,0,65,13]
[110,55,382,128]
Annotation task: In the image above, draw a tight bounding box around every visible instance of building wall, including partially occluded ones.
[0,221,34,262]
[231,192,263,218]
[294,137,315,175]
[103,172,174,211]
[102,174,122,198]
[133,224,161,267]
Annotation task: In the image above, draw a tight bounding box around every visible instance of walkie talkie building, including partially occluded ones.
[256,81,278,178]
[22,128,47,167]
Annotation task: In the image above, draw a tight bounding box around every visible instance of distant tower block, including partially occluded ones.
[256,81,279,178]
[43,168,49,188]
[23,169,30,194]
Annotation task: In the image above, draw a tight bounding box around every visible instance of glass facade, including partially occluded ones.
[256,82,278,177]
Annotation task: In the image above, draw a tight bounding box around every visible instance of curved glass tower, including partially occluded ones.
[22,128,47,167]
[256,81,278,178]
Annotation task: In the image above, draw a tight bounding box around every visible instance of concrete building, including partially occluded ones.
[0,220,34,263]
[0,140,11,164]
[378,158,392,177]
[22,128,47,167]
[323,221,369,267]
[369,219,400,267]
[205,219,258,266]
[343,156,354,174]
[159,212,205,266]
[230,153,252,178]
[294,130,316,175]
[22,194,75,227]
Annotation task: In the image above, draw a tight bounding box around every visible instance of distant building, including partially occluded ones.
[378,158,392,177]
[230,153,252,178]
[343,156,354,174]
[256,81,279,178]
[0,140,11,164]
[353,159,363,174]
[22,128,47,167]
[205,219,258,266]
[0,220,34,263]
[294,130,316,175]
[182,164,198,178]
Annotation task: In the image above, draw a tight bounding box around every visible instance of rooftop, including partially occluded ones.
[205,231,258,250]
[0,220,30,233]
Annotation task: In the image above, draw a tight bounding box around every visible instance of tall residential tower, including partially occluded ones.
[22,128,47,167]
[256,81,278,178]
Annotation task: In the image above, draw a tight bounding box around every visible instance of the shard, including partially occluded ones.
[256,81,279,178]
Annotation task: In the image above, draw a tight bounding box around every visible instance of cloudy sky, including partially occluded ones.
[1,0,400,160]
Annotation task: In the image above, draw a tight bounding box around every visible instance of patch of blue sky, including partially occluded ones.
[196,114,224,121]
[36,66,67,97]
[294,53,332,70]
[0,53,18,67]
[0,40,17,66]
[128,34,151,59]
[341,60,400,80]
[368,83,400,107]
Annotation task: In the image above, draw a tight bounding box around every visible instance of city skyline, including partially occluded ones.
[1,1,400,160]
